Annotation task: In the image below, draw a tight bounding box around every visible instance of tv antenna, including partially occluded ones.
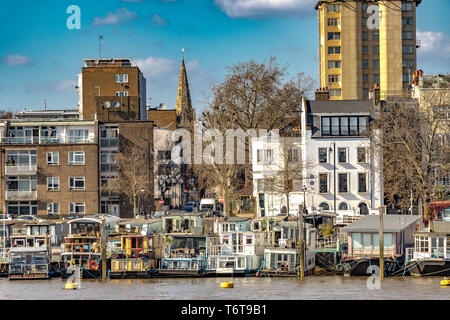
[98,35,104,59]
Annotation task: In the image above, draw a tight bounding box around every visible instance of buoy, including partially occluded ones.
[440,279,450,287]
[65,282,79,290]
[220,281,234,288]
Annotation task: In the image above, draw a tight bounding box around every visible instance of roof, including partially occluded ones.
[9,246,48,252]
[341,215,420,233]
[434,221,450,233]
[164,211,204,218]
[306,99,374,115]
[120,218,161,225]
[224,217,251,223]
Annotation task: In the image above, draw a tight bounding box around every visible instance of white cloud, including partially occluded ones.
[134,56,177,77]
[94,8,138,26]
[214,0,316,19]
[151,14,168,27]
[417,29,450,70]
[1,54,34,66]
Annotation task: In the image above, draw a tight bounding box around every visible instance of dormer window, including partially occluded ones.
[321,116,368,136]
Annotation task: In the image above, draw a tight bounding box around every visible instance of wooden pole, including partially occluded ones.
[101,215,107,282]
[298,204,304,280]
[379,207,384,281]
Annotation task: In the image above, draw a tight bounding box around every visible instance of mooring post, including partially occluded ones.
[101,215,107,282]
[379,207,384,281]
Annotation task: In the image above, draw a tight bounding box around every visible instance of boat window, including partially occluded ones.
[383,234,392,248]
[363,234,372,249]
[352,233,362,249]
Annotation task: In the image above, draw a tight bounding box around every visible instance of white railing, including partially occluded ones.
[5,191,38,201]
[5,164,37,175]
[2,136,96,145]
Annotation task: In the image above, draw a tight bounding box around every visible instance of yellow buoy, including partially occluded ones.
[220,281,234,288]
[65,283,79,290]
[440,280,450,287]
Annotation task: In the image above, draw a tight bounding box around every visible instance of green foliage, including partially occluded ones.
[319,224,334,237]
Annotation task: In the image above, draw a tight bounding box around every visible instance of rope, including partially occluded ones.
[81,266,98,279]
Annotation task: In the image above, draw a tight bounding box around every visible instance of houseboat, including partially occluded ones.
[109,234,158,278]
[159,257,208,277]
[61,217,103,279]
[8,246,49,280]
[406,221,450,276]
[0,222,14,277]
[340,215,421,276]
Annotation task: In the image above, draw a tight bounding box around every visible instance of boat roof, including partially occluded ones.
[9,246,48,252]
[341,215,420,233]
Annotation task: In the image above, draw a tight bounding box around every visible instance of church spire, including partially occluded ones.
[175,53,194,128]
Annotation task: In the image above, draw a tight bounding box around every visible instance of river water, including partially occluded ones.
[0,276,448,300]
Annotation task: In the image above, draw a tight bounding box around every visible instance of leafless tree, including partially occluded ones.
[101,143,151,218]
[0,110,13,119]
[371,90,450,219]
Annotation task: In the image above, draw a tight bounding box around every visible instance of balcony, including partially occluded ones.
[1,136,96,145]
[5,164,37,176]
[6,191,38,201]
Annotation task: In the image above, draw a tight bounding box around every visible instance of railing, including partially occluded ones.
[5,164,37,175]
[0,248,8,259]
[208,244,254,256]
[5,191,38,201]
[346,246,402,258]
[316,234,337,249]
[2,136,97,145]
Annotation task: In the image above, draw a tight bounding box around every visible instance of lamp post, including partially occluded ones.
[302,185,307,209]
[329,142,336,215]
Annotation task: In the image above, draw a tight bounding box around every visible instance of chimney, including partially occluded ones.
[315,87,329,101]
[369,83,380,105]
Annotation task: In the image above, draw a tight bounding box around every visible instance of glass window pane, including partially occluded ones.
[353,233,362,249]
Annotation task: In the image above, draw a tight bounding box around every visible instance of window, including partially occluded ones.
[402,45,414,54]
[319,174,328,193]
[6,176,37,191]
[68,151,85,165]
[363,88,369,98]
[69,177,85,190]
[69,130,89,143]
[373,45,379,54]
[373,31,379,41]
[100,125,119,148]
[362,32,368,40]
[328,74,340,83]
[338,173,348,193]
[157,150,171,161]
[322,116,368,136]
[358,173,368,193]
[373,60,379,68]
[115,74,128,83]
[329,89,341,97]
[47,203,60,215]
[373,74,380,83]
[362,18,367,27]
[357,147,367,163]
[100,151,118,172]
[319,202,330,210]
[362,46,368,54]
[328,61,341,69]
[115,91,129,97]
[47,152,59,165]
[363,234,372,249]
[363,74,369,83]
[403,59,414,68]
[7,201,38,216]
[415,236,429,253]
[362,3,367,12]
[362,60,368,68]
[69,203,85,214]
[328,32,340,40]
[339,202,349,210]
[402,17,413,26]
[328,46,341,54]
[353,233,362,249]
[401,3,413,11]
[288,149,299,162]
[327,4,340,12]
[402,31,413,40]
[338,148,347,163]
[328,18,340,26]
[359,203,369,215]
[403,73,410,82]
[318,148,328,163]
[6,150,36,167]
[47,177,59,191]
[257,149,273,164]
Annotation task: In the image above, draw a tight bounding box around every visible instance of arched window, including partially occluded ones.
[339,202,349,210]
[319,202,330,211]
[281,206,287,215]
[359,203,369,215]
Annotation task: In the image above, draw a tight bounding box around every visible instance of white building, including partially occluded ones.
[300,98,384,223]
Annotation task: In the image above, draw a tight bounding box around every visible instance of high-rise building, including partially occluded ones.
[77,58,147,121]
[315,0,421,100]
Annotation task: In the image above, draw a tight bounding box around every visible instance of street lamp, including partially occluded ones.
[329,142,336,215]
[302,185,307,210]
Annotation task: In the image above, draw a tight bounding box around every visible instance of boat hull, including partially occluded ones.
[408,260,450,277]
[342,257,407,276]
[109,270,159,279]
[8,273,49,280]
[158,269,207,277]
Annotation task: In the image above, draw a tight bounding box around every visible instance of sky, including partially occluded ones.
[0,0,449,114]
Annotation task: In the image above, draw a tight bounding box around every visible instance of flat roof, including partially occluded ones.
[341,215,420,233]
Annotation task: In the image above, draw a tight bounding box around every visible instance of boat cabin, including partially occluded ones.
[341,215,421,258]
[8,246,49,279]
[165,234,207,258]
[215,217,252,234]
[410,221,450,261]
[162,211,204,235]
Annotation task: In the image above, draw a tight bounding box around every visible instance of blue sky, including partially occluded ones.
[0,0,449,114]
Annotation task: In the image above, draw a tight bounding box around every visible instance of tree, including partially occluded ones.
[193,57,313,215]
[101,143,150,218]
[371,90,450,220]
[0,110,13,119]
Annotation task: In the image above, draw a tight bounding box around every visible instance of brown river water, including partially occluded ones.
[0,276,448,300]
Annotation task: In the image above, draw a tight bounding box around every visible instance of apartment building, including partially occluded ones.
[77,58,147,121]
[316,0,421,100]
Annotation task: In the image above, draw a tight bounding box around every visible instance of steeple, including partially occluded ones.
[175,55,195,127]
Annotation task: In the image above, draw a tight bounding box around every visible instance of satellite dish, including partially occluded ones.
[113,101,121,109]
[159,103,166,110]
[103,101,111,109]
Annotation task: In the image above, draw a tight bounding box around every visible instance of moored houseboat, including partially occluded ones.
[8,246,49,280]
[159,257,208,277]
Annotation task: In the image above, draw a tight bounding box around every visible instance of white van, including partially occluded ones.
[200,198,216,212]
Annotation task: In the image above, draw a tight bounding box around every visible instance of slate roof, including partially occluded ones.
[341,215,420,233]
